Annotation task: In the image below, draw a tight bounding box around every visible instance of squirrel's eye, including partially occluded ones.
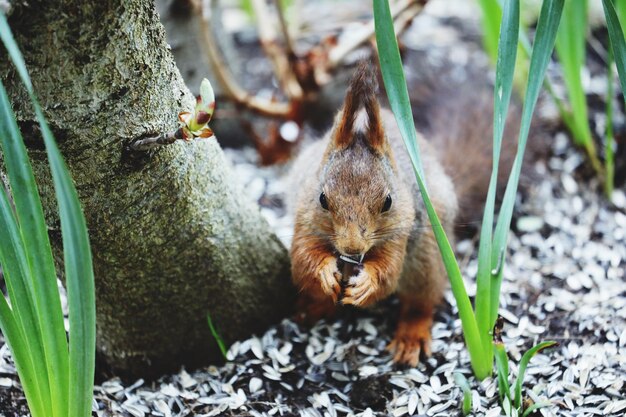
[319,192,329,210]
[382,194,392,213]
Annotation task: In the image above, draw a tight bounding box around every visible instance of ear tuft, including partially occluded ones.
[332,61,386,151]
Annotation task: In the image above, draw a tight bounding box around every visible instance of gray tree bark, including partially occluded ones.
[1,0,295,378]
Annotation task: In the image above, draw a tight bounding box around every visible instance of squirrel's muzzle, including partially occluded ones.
[335,222,372,256]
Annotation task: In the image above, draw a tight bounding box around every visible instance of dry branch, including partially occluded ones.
[130,130,182,151]
[274,0,297,60]
[250,0,303,100]
[198,0,293,118]
[327,0,424,68]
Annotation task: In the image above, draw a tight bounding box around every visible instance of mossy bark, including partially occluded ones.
[1,0,294,378]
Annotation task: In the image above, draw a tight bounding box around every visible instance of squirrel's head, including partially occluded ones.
[314,62,413,261]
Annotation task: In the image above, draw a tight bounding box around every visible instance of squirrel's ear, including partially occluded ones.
[332,61,386,152]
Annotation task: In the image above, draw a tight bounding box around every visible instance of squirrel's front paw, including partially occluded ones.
[341,267,379,307]
[317,258,342,303]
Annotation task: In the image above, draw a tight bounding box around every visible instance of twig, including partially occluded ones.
[273,0,297,60]
[208,0,243,79]
[393,2,422,36]
[130,129,184,151]
[198,0,293,118]
[327,0,425,68]
[306,0,425,88]
[251,0,303,100]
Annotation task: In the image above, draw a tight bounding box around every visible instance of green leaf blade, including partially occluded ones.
[605,49,615,197]
[555,0,592,147]
[1,11,95,417]
[475,0,520,362]
[0,149,48,417]
[494,342,511,403]
[514,341,557,409]
[490,0,565,327]
[0,154,52,416]
[208,314,228,359]
[373,0,490,379]
[522,401,552,417]
[453,372,473,415]
[603,0,626,102]
[35,102,96,417]
[0,296,45,417]
[0,13,31,92]
[0,72,66,417]
[477,0,504,64]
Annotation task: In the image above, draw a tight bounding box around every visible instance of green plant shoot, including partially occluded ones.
[477,0,530,96]
[477,0,503,64]
[373,0,563,380]
[0,12,96,417]
[555,0,592,147]
[603,0,626,101]
[605,49,615,197]
[374,0,489,378]
[453,372,473,415]
[483,1,620,194]
[554,0,604,176]
[207,313,228,359]
[494,336,556,416]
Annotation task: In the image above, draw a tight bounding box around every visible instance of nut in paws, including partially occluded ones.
[341,268,378,307]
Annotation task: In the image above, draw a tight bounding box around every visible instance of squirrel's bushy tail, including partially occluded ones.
[402,58,544,234]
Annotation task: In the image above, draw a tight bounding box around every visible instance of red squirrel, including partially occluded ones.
[288,61,520,366]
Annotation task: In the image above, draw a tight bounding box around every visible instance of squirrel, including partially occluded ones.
[287,60,524,366]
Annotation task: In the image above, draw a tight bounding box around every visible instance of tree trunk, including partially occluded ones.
[1,0,295,379]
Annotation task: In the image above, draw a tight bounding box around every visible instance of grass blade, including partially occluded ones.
[513,341,557,409]
[0,294,44,417]
[0,137,46,417]
[19,51,97,417]
[617,0,626,27]
[554,0,603,174]
[475,0,520,362]
[207,314,228,359]
[603,0,626,100]
[40,83,96,417]
[373,0,490,379]
[521,401,552,417]
[519,25,573,133]
[605,49,615,197]
[0,13,70,417]
[490,0,564,326]
[2,12,96,416]
[477,0,503,64]
[0,87,52,416]
[453,372,473,415]
[555,0,592,147]
[493,341,511,404]
[477,0,529,96]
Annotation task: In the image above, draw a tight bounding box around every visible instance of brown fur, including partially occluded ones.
[333,62,386,151]
[404,58,545,234]
[387,295,435,365]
